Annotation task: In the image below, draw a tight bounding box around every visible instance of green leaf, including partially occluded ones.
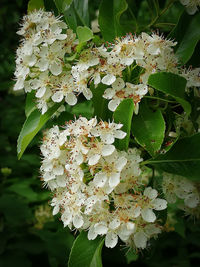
[113,99,134,151]
[132,102,165,156]
[169,12,200,64]
[63,4,77,32]
[28,0,44,12]
[125,250,138,264]
[53,0,73,12]
[76,26,93,44]
[148,72,191,115]
[68,231,104,267]
[25,92,36,117]
[7,180,38,202]
[91,83,112,121]
[17,103,61,159]
[146,133,200,181]
[73,0,89,27]
[98,0,128,42]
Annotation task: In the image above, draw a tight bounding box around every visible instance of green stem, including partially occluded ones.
[144,95,177,103]
[148,0,177,28]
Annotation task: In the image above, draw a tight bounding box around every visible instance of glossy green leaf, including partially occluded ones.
[17,103,61,159]
[146,133,200,181]
[25,92,36,118]
[73,0,89,26]
[68,231,104,267]
[132,102,165,156]
[91,83,112,121]
[98,0,128,42]
[63,5,77,32]
[28,0,44,12]
[76,26,93,44]
[53,0,73,12]
[148,72,191,115]
[169,12,200,64]
[113,99,134,151]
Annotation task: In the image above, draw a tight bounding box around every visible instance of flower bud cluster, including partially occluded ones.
[40,117,167,249]
[162,172,200,214]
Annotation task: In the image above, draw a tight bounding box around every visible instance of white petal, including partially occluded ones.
[186,5,197,15]
[134,231,147,249]
[93,172,107,187]
[184,193,200,208]
[61,211,72,227]
[108,99,121,111]
[152,198,167,211]
[94,223,108,235]
[103,88,115,99]
[53,165,64,175]
[50,62,62,76]
[109,172,120,188]
[122,57,134,66]
[101,133,115,144]
[88,227,98,240]
[94,73,101,85]
[37,58,49,72]
[14,78,24,90]
[141,208,156,222]
[52,205,60,215]
[57,33,67,40]
[102,74,116,85]
[115,157,127,171]
[65,93,77,106]
[127,222,135,231]
[102,145,115,156]
[114,130,126,140]
[112,78,125,90]
[144,187,158,199]
[105,232,118,248]
[88,154,101,166]
[133,206,141,218]
[83,88,93,100]
[109,219,120,230]
[36,87,46,98]
[73,215,84,228]
[52,92,64,103]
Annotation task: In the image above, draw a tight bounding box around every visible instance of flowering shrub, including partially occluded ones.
[13,0,200,266]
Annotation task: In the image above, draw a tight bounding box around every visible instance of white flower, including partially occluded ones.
[162,172,200,212]
[180,0,200,15]
[103,78,148,112]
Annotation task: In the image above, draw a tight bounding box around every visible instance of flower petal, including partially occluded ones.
[105,232,118,248]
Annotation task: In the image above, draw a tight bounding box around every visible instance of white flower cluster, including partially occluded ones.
[14,9,76,113]
[180,0,200,15]
[40,117,167,249]
[14,10,200,115]
[72,33,179,112]
[162,172,200,212]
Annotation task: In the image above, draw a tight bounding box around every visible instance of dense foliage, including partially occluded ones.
[1,0,200,266]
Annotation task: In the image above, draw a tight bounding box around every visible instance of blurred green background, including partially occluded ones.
[0,0,200,266]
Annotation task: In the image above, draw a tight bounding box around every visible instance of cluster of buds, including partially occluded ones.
[40,117,167,249]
